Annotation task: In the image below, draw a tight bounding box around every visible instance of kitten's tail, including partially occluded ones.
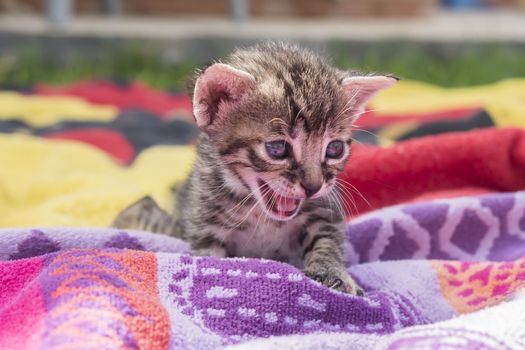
[112,196,183,238]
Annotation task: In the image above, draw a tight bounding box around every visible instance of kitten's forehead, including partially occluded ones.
[229,44,348,136]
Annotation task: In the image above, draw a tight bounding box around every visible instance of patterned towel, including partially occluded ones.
[2,191,525,349]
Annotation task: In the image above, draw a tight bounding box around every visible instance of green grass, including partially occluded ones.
[1,42,524,90]
[0,46,199,91]
[333,43,525,87]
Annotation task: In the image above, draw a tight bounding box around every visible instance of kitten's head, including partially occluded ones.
[191,43,396,221]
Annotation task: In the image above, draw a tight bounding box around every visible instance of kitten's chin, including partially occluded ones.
[256,179,303,221]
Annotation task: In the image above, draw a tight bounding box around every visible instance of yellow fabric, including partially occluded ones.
[375,122,420,147]
[0,134,195,227]
[0,92,117,127]
[372,78,525,127]
[2,79,525,227]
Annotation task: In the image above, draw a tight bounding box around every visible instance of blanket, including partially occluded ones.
[2,190,525,349]
[2,79,525,349]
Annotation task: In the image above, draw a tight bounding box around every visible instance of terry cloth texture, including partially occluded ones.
[2,193,525,350]
[1,79,525,349]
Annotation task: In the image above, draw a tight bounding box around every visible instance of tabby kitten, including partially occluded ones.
[113,43,396,295]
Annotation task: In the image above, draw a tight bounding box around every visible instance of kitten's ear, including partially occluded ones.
[341,75,398,115]
[193,63,255,129]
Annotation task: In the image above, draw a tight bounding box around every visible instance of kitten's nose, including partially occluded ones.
[301,182,322,198]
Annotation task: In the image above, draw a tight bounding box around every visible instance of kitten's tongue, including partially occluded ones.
[275,195,298,213]
[258,179,301,219]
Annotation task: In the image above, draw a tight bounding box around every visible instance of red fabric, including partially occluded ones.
[35,81,193,118]
[44,129,134,165]
[339,128,525,216]
[407,187,496,203]
[34,81,480,126]
[356,107,482,129]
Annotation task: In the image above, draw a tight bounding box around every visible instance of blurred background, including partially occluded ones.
[0,0,524,90]
[0,1,524,228]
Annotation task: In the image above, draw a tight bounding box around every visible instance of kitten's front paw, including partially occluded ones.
[304,265,364,296]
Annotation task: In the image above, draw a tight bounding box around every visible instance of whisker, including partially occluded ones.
[333,184,354,217]
[334,183,358,217]
[350,137,365,146]
[226,189,268,233]
[336,178,372,210]
[328,191,345,218]
[338,185,359,220]
[348,107,389,126]
[350,128,382,141]
[250,199,267,249]
[234,178,282,253]
[322,192,335,221]
[225,182,273,230]
[327,185,347,216]
[225,192,254,217]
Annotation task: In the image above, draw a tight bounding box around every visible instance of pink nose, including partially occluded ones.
[301,182,322,198]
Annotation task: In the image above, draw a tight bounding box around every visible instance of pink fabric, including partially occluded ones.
[0,257,45,349]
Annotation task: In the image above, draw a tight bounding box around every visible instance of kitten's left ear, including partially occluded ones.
[341,75,398,115]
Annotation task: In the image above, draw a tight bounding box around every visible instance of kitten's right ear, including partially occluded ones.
[341,75,398,116]
[193,63,255,129]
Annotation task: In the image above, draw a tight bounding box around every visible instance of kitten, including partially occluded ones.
[113,42,396,295]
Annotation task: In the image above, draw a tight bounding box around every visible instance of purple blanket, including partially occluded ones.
[1,191,525,349]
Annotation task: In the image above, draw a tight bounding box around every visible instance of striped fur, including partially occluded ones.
[114,43,397,295]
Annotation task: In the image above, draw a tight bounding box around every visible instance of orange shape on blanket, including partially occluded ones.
[43,249,170,349]
[433,259,525,314]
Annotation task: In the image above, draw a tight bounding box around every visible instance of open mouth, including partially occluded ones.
[257,179,303,220]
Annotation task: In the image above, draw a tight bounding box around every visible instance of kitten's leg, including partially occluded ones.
[190,233,228,258]
[301,221,363,296]
[112,196,179,236]
[114,197,228,257]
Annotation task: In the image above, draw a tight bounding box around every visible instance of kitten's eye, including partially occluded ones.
[265,140,289,160]
[326,140,344,159]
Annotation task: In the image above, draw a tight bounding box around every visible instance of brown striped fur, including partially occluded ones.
[113,42,397,295]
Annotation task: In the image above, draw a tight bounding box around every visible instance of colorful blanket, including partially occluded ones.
[2,190,525,349]
[1,80,525,349]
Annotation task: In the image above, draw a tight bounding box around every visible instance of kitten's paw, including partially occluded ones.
[304,265,364,296]
[192,246,228,258]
